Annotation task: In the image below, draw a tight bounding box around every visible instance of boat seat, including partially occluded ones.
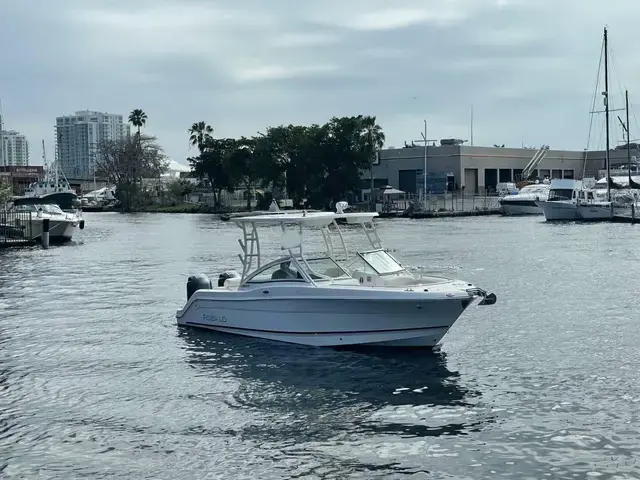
[271,269,303,280]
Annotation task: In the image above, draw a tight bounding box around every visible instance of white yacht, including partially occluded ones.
[10,202,84,242]
[498,181,550,215]
[176,209,497,348]
[536,179,596,221]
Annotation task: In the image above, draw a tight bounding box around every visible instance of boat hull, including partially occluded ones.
[176,290,475,348]
[17,218,77,242]
[577,203,613,221]
[499,199,542,215]
[536,200,579,221]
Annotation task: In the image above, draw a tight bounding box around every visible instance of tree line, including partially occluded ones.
[95,109,385,211]
[187,115,385,209]
[96,109,169,211]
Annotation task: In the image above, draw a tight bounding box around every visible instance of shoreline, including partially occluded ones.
[83,203,504,218]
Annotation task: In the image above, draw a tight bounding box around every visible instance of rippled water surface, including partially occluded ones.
[2,212,640,479]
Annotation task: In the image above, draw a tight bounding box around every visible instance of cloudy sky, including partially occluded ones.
[2,0,640,166]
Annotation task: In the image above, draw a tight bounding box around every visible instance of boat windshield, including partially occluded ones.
[359,250,405,275]
[520,185,548,194]
[12,204,64,214]
[298,257,350,280]
[12,204,38,212]
[547,189,574,201]
[244,256,349,284]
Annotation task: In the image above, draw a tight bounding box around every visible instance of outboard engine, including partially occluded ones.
[218,270,240,287]
[335,201,349,214]
[186,274,212,301]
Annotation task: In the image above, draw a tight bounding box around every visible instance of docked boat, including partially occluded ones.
[499,181,550,215]
[10,199,84,243]
[16,140,78,210]
[576,89,640,221]
[219,199,318,221]
[536,179,597,221]
[576,176,640,221]
[80,186,119,211]
[573,30,640,221]
[176,209,497,348]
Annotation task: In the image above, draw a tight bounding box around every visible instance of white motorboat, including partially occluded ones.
[536,179,582,221]
[176,210,497,348]
[499,181,550,215]
[10,202,84,242]
[536,179,598,221]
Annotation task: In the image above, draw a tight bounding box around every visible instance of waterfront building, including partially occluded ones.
[366,139,640,195]
[55,110,130,179]
[0,130,29,167]
[0,114,30,167]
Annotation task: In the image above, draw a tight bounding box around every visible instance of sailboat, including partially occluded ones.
[536,28,613,221]
[15,140,79,210]
[576,30,638,220]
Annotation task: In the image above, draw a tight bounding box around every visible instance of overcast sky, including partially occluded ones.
[2,0,640,166]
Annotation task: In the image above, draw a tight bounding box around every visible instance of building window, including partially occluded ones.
[563,169,574,179]
[551,169,563,179]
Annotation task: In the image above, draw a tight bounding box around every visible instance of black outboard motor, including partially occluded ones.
[479,292,497,305]
[186,274,212,301]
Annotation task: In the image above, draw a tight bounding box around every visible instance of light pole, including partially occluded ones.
[413,120,437,210]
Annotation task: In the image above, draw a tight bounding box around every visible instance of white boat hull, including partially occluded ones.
[31,219,77,241]
[577,203,613,221]
[176,286,478,348]
[536,200,579,221]
[18,218,77,242]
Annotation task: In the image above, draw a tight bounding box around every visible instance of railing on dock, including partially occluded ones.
[362,193,501,214]
[0,210,34,247]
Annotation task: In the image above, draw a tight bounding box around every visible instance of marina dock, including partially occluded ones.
[0,237,37,248]
[612,211,638,224]
[379,208,501,219]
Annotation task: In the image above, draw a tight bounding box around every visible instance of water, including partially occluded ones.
[2,213,640,479]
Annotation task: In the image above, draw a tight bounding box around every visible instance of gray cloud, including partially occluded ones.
[2,0,640,166]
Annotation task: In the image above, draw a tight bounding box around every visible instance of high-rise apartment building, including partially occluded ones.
[0,114,30,167]
[55,110,130,179]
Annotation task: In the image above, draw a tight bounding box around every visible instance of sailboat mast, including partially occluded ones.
[604,27,611,201]
[626,90,631,185]
[41,139,47,175]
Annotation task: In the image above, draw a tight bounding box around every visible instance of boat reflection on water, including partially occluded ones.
[177,329,497,440]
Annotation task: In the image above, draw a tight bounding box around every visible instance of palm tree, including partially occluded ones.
[128,109,147,210]
[128,109,147,136]
[359,116,385,210]
[188,122,214,151]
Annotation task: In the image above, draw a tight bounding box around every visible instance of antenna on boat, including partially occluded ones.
[41,139,48,177]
